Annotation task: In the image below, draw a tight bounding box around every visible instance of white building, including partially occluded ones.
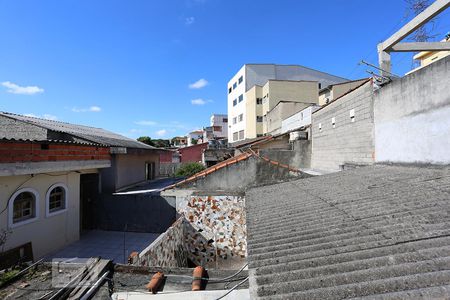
[281,104,321,134]
[187,130,204,146]
[207,114,228,139]
[227,64,348,143]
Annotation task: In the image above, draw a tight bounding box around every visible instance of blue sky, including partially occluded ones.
[0,0,449,139]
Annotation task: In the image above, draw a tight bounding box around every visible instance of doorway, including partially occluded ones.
[80,173,100,234]
[145,162,156,180]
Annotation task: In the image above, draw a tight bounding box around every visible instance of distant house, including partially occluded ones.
[0,111,163,260]
[187,130,203,146]
[178,142,208,163]
[203,114,228,142]
[171,136,187,148]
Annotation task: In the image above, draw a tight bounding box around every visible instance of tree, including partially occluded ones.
[137,136,171,148]
[137,136,154,146]
[175,162,205,178]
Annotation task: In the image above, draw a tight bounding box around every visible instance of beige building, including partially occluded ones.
[245,80,319,139]
[265,101,316,135]
[407,35,450,75]
[319,78,369,106]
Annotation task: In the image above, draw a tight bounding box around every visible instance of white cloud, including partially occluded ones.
[134,120,157,126]
[89,106,101,112]
[188,78,208,89]
[185,17,195,25]
[156,129,167,137]
[191,98,212,105]
[1,81,44,95]
[23,113,58,120]
[72,106,102,113]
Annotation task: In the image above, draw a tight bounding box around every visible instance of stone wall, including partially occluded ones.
[311,80,375,171]
[179,195,246,269]
[374,56,450,164]
[137,194,247,269]
[137,217,188,268]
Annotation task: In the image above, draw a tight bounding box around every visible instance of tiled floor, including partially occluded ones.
[47,230,159,264]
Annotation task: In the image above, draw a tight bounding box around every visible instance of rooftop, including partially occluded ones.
[0,111,154,150]
[246,164,450,299]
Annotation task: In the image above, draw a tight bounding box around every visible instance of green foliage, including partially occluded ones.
[175,162,205,178]
[191,138,198,145]
[137,136,170,148]
[0,269,19,286]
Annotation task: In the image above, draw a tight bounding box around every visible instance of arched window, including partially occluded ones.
[8,188,39,228]
[46,184,68,217]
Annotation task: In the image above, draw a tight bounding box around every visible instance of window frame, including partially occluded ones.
[8,188,39,228]
[46,183,68,217]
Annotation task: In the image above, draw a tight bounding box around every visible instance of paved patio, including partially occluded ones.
[47,230,159,264]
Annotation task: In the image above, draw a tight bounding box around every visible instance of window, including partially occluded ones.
[233,132,238,141]
[8,188,39,227]
[238,76,243,84]
[46,183,68,217]
[213,126,222,132]
[233,82,237,89]
[238,114,243,122]
[256,98,262,105]
[350,109,355,123]
[331,117,336,128]
[256,116,263,122]
[228,87,232,94]
[238,94,243,102]
[233,117,237,124]
[318,83,322,89]
[238,130,245,140]
[223,118,228,123]
[233,99,237,106]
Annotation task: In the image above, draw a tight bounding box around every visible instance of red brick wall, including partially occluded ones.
[0,141,111,163]
[160,150,173,163]
[178,143,207,163]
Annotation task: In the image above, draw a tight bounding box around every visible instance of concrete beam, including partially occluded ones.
[390,41,450,52]
[0,160,111,176]
[380,0,450,51]
[378,43,392,76]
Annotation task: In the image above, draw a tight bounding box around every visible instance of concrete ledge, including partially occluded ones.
[0,160,111,176]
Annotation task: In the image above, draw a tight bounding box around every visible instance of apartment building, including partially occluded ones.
[227,64,347,143]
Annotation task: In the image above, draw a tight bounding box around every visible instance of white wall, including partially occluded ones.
[227,66,247,142]
[281,105,320,134]
[374,56,450,164]
[0,172,81,259]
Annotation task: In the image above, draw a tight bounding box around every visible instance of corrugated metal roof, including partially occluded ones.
[246,165,450,299]
[0,137,105,147]
[0,112,155,149]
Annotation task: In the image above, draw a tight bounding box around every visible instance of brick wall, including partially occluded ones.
[159,150,173,163]
[0,141,111,163]
[178,143,208,163]
[311,80,375,171]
